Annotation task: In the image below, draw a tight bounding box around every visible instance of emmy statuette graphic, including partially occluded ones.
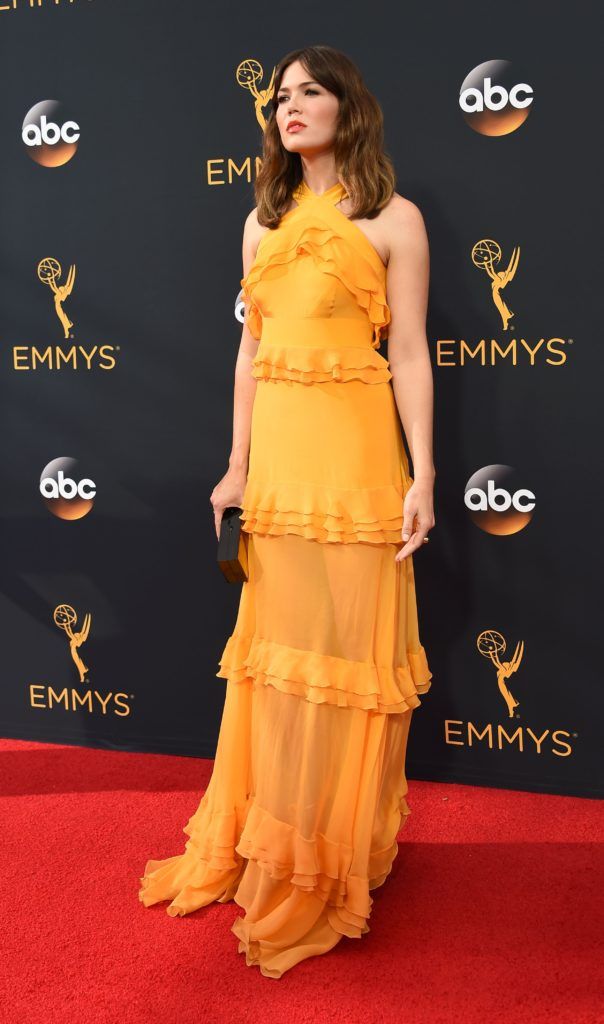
[38,256,76,339]
[236,58,276,131]
[477,629,524,717]
[472,238,520,330]
[54,604,90,683]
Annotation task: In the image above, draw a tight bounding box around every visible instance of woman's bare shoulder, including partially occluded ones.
[381,191,425,228]
[380,192,428,257]
[243,206,272,263]
[382,192,425,225]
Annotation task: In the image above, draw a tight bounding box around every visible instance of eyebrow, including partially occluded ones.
[277,80,319,93]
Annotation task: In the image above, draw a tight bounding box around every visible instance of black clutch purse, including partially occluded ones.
[217,506,249,583]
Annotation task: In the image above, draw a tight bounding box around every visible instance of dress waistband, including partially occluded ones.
[260,317,375,349]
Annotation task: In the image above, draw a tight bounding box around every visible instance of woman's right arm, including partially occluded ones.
[210,208,262,540]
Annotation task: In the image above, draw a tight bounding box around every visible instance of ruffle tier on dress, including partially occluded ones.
[240,201,391,350]
[217,531,432,716]
[139,671,416,977]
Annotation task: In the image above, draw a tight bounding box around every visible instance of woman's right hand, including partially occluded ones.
[210,465,248,541]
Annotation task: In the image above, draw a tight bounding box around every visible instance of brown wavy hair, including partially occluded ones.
[254,45,396,228]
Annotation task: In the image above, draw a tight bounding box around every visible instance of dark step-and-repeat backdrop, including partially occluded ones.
[1,2,601,798]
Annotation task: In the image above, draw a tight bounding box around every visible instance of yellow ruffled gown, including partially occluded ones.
[138,179,432,978]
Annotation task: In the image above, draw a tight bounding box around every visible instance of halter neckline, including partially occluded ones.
[292,179,348,207]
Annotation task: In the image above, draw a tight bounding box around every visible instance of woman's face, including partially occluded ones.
[275,60,339,156]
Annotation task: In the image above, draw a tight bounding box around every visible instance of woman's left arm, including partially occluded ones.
[384,197,435,561]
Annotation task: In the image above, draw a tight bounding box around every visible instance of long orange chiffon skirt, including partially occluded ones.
[138,531,431,978]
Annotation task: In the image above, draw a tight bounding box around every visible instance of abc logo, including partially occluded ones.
[235,289,245,327]
[464,464,535,535]
[22,100,80,167]
[40,457,96,520]
[459,60,533,136]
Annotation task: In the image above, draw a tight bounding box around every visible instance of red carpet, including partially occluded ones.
[2,737,602,1024]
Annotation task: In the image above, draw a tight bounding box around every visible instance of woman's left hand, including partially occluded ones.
[395,478,435,562]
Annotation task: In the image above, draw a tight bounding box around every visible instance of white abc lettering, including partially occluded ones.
[22,115,81,147]
[460,77,533,113]
[40,470,96,500]
[482,78,508,111]
[512,487,536,511]
[465,481,535,512]
[508,83,533,108]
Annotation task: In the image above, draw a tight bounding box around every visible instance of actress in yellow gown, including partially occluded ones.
[138,46,434,979]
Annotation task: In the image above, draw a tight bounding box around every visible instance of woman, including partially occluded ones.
[138,44,435,979]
